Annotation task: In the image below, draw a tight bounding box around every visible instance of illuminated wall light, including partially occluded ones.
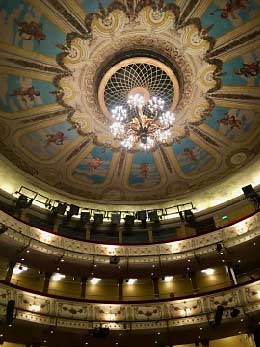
[30,304,41,312]
[164,276,173,282]
[90,278,101,285]
[201,268,215,276]
[13,264,28,275]
[52,273,66,281]
[127,279,137,285]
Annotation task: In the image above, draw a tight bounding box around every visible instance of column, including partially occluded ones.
[80,277,87,298]
[225,265,238,285]
[152,277,160,298]
[42,272,52,293]
[147,227,153,243]
[118,279,123,301]
[118,228,123,244]
[188,271,199,294]
[85,224,91,240]
[5,261,16,282]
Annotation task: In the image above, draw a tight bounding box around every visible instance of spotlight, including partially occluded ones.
[242,184,256,199]
[125,215,135,226]
[56,202,67,215]
[111,214,121,225]
[179,211,185,222]
[0,223,8,235]
[92,327,110,338]
[216,243,223,253]
[110,256,120,265]
[184,209,196,225]
[148,210,160,223]
[93,213,103,224]
[214,305,224,325]
[230,308,240,318]
[15,195,33,209]
[242,184,260,210]
[80,211,91,224]
[136,210,147,223]
[6,300,15,326]
[66,204,79,221]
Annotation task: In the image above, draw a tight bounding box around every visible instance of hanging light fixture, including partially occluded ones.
[110,93,175,150]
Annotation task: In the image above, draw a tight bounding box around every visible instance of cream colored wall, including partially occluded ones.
[86,279,118,300]
[175,334,254,347]
[48,277,81,298]
[11,269,44,292]
[159,275,193,298]
[196,266,231,293]
[123,279,154,300]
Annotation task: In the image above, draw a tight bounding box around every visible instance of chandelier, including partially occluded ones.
[109,93,175,150]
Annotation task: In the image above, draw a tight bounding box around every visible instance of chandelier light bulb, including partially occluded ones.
[110,93,175,150]
[110,122,125,137]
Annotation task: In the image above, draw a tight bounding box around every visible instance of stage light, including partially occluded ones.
[93,327,110,338]
[136,210,147,222]
[215,305,224,325]
[148,210,159,223]
[110,256,120,265]
[125,215,135,226]
[111,214,121,225]
[15,195,33,209]
[6,300,15,326]
[80,211,91,224]
[94,213,103,224]
[56,202,67,215]
[0,223,8,234]
[230,308,240,318]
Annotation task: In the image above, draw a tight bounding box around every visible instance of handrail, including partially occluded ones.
[1,209,259,259]
[1,207,259,246]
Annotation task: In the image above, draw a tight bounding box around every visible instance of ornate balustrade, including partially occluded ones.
[0,280,259,330]
[0,210,259,263]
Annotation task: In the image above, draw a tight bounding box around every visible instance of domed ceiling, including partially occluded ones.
[0,0,260,203]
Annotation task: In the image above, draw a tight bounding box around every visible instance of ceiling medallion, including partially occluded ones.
[56,4,220,151]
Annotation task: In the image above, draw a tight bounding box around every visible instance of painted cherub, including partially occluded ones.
[210,0,249,19]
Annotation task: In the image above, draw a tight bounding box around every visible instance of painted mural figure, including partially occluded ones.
[218,113,242,129]
[46,131,67,146]
[87,157,103,172]
[183,148,197,162]
[139,162,149,178]
[210,0,248,19]
[233,61,260,77]
[15,20,46,43]
[10,86,40,104]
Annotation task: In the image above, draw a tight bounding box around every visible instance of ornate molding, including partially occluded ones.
[0,210,259,264]
[0,280,259,330]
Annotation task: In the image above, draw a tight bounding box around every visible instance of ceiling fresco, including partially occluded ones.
[0,0,260,203]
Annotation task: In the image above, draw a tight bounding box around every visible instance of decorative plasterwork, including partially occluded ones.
[0,210,259,263]
[0,280,259,329]
[57,6,219,149]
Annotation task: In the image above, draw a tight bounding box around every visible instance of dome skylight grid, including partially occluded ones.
[104,63,174,111]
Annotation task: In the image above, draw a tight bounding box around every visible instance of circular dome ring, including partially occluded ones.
[98,57,180,120]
